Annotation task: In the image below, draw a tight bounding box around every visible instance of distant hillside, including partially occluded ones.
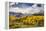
[9,12,24,17]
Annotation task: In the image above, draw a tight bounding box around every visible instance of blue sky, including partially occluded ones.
[10,2,43,8]
[12,3,34,8]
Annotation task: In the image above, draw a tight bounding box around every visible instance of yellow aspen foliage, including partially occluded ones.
[9,16,16,22]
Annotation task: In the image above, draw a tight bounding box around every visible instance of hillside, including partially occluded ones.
[9,16,44,29]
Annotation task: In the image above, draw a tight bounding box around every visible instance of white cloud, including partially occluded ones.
[9,2,15,6]
[9,4,44,15]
